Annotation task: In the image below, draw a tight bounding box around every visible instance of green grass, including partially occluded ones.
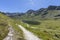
[10,20,25,40]
[18,19,60,40]
[0,13,9,40]
[7,10,60,40]
[0,13,24,40]
[1,10,60,40]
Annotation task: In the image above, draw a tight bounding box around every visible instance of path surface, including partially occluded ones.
[18,25,41,40]
[3,26,14,40]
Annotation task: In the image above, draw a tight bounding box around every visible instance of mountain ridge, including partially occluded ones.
[0,5,60,20]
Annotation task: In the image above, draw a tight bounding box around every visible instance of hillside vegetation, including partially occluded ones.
[0,13,9,40]
[0,5,60,40]
[0,13,24,40]
[8,6,60,40]
[4,6,60,20]
[23,20,60,40]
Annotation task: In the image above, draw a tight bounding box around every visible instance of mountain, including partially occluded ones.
[3,5,60,20]
[0,5,60,40]
[47,5,60,10]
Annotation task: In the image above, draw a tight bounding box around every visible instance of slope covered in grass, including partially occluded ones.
[22,20,60,40]
[6,6,60,20]
[0,13,24,40]
[0,13,9,40]
[0,5,60,40]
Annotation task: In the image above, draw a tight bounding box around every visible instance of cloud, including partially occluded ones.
[29,0,34,5]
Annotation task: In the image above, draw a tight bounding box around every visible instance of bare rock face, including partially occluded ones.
[56,6,60,10]
[47,6,60,10]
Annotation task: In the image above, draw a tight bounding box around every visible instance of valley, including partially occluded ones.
[0,6,60,40]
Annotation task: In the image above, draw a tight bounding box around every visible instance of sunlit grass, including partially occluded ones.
[19,19,60,40]
[0,13,24,40]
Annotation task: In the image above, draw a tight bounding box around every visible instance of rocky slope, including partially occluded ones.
[2,5,60,20]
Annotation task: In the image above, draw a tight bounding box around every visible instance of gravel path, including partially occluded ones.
[18,25,42,40]
[3,26,14,40]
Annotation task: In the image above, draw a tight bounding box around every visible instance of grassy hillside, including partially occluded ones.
[18,20,60,40]
[0,13,24,40]
[24,10,60,20]
[0,13,9,40]
[7,6,60,40]
[14,10,60,40]
[7,6,60,20]
[0,6,60,40]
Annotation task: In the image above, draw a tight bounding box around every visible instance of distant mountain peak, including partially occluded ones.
[47,5,60,10]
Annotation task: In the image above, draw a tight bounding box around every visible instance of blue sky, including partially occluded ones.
[0,0,60,12]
